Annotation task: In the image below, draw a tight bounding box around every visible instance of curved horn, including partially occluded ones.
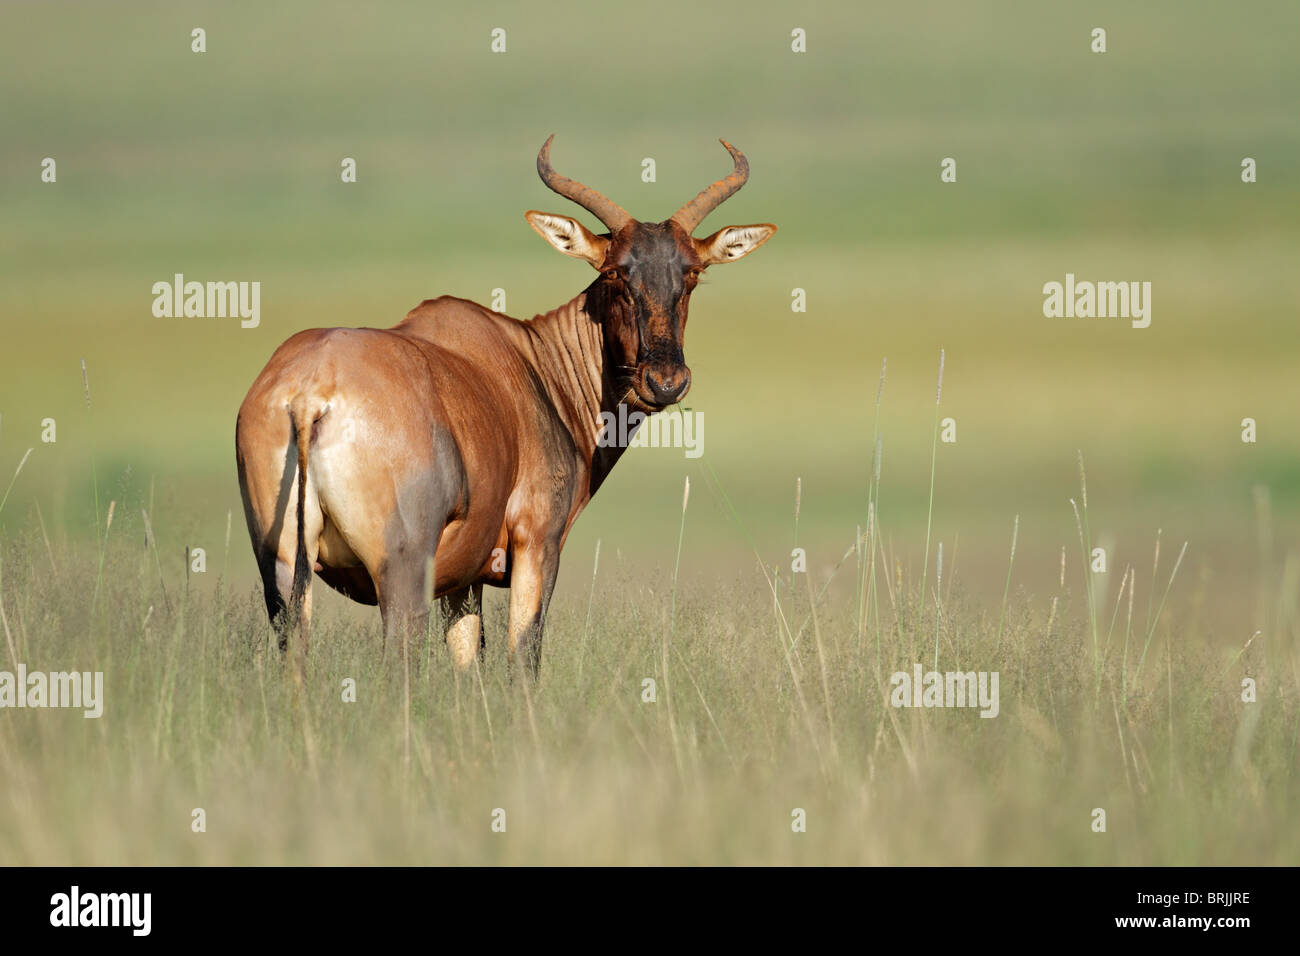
[670,139,750,234]
[536,135,632,233]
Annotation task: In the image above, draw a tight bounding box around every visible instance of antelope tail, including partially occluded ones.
[288,400,313,623]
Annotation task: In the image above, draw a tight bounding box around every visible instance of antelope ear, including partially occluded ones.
[694,223,777,265]
[525,211,609,268]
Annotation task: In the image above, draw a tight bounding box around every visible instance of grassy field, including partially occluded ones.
[0,1,1297,864]
[0,448,1295,864]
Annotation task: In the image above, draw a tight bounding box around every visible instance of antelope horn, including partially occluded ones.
[670,139,750,234]
[536,135,632,233]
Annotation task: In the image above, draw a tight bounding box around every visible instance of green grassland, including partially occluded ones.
[0,0,1297,863]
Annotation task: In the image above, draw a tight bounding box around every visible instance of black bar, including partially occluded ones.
[1,866,1276,942]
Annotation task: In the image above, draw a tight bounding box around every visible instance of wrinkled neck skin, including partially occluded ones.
[520,287,637,496]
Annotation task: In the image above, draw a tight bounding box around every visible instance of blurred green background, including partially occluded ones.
[1,0,1296,634]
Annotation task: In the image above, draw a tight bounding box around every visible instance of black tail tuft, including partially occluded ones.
[288,407,312,627]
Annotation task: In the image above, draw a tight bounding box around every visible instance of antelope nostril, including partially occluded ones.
[645,369,689,403]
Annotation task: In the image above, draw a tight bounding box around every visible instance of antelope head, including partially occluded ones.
[526,136,777,411]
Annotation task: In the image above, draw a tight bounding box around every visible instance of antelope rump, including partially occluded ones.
[235,137,776,677]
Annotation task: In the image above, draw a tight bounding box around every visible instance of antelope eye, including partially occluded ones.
[604,269,621,281]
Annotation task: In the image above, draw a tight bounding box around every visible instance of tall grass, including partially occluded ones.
[0,363,1294,865]
[915,349,944,657]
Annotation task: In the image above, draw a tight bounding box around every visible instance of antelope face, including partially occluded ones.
[525,136,777,411]
[588,220,699,410]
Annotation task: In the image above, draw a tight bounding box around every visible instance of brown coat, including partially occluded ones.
[236,138,775,677]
